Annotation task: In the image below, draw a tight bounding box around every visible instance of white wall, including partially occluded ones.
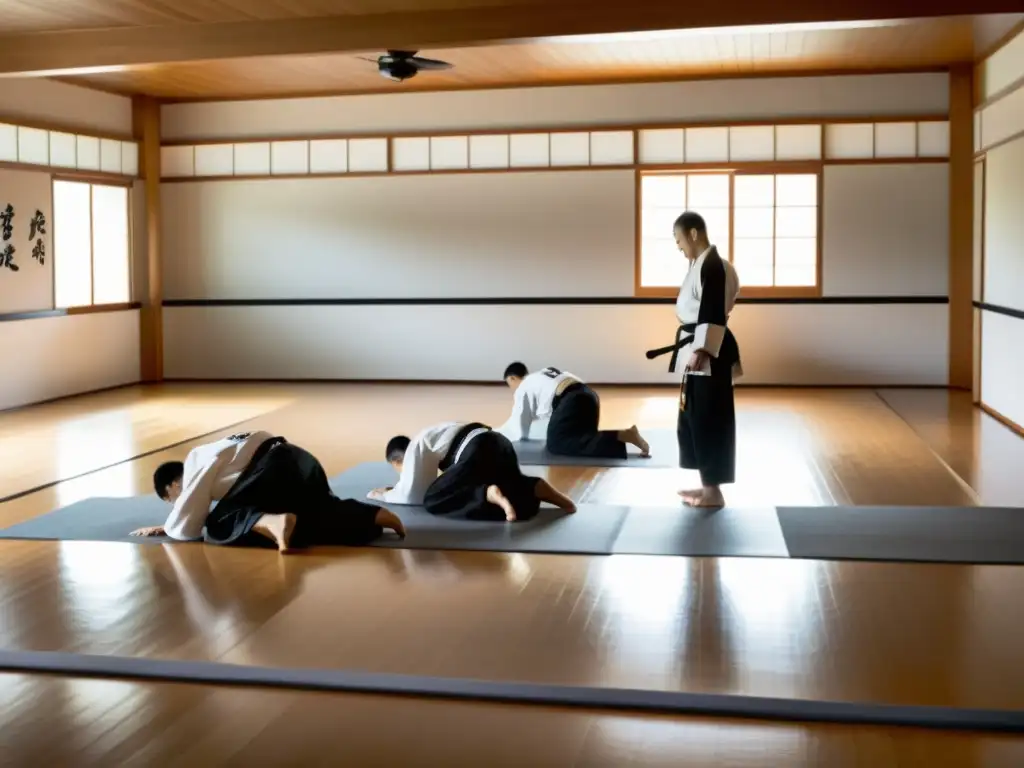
[0,310,140,411]
[822,163,949,297]
[162,73,949,140]
[0,78,132,136]
[165,302,948,386]
[976,27,1024,428]
[161,73,951,386]
[161,171,634,299]
[0,78,139,411]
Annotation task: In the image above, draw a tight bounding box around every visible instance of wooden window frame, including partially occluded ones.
[51,173,134,310]
[634,162,824,299]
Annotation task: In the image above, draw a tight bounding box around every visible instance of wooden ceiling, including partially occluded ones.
[56,14,1024,101]
[0,1,546,33]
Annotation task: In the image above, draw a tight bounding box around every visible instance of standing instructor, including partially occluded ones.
[672,211,742,508]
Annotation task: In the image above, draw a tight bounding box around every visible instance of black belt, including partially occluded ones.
[439,422,489,471]
[551,381,585,412]
[645,323,696,373]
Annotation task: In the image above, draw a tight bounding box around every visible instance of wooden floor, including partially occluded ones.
[1,382,1023,766]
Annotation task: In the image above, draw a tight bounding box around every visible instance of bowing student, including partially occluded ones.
[497,363,650,458]
[370,421,576,522]
[134,431,405,552]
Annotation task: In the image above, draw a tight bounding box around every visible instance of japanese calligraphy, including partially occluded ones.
[0,204,13,241]
[29,209,46,240]
[32,239,44,265]
[1,244,18,272]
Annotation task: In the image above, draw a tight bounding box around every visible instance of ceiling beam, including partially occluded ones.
[0,0,1017,76]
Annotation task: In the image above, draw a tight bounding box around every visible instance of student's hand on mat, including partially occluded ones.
[130,526,165,537]
[375,509,406,538]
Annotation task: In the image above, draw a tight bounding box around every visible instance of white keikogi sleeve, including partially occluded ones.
[163,446,233,541]
[496,387,535,441]
[383,436,438,505]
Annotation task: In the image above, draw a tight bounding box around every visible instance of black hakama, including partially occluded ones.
[677,343,737,486]
[545,383,627,459]
[423,425,542,521]
[674,247,741,486]
[205,438,384,547]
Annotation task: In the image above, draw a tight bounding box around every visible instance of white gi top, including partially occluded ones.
[496,367,580,441]
[163,430,275,541]
[675,245,740,375]
[382,421,487,506]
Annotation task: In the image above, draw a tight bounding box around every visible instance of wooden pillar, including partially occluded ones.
[948,65,974,391]
[133,96,163,382]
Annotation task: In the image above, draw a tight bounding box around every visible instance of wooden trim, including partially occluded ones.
[66,302,140,315]
[640,160,823,174]
[633,169,643,297]
[0,112,134,143]
[974,300,1024,320]
[635,166,824,298]
[163,295,948,307]
[134,96,163,383]
[0,302,140,323]
[162,114,951,147]
[976,17,1024,64]
[975,157,985,401]
[815,166,825,289]
[975,125,1024,156]
[978,160,987,305]
[157,157,947,184]
[158,376,953,391]
[822,157,948,166]
[980,403,1024,438]
[635,285,823,300]
[0,160,136,183]
[727,172,736,267]
[974,73,1024,111]
[88,183,94,305]
[948,65,974,391]
[158,65,954,105]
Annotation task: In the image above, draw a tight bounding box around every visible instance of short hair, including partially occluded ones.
[673,211,707,235]
[385,435,411,463]
[153,461,184,499]
[503,361,528,380]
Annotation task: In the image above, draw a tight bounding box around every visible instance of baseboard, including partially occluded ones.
[160,377,951,390]
[0,380,143,415]
[980,403,1024,438]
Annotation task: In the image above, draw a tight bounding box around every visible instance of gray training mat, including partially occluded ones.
[611,505,790,558]
[0,464,630,556]
[512,428,679,468]
[777,505,1024,565]
[0,494,182,545]
[329,462,631,555]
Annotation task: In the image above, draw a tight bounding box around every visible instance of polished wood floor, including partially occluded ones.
[1,382,1023,765]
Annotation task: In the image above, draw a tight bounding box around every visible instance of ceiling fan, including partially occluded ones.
[359,50,454,82]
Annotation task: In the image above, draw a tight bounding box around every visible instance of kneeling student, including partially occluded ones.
[370,422,576,521]
[133,430,405,552]
[498,362,650,458]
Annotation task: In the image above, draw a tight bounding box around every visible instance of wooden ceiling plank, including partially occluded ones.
[0,0,1019,76]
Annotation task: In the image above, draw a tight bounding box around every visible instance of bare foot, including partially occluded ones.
[679,488,725,509]
[676,488,703,503]
[252,513,298,553]
[374,508,407,538]
[533,478,577,513]
[618,425,651,457]
[486,484,517,521]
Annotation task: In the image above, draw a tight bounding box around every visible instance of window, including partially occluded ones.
[53,179,131,308]
[637,170,819,295]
